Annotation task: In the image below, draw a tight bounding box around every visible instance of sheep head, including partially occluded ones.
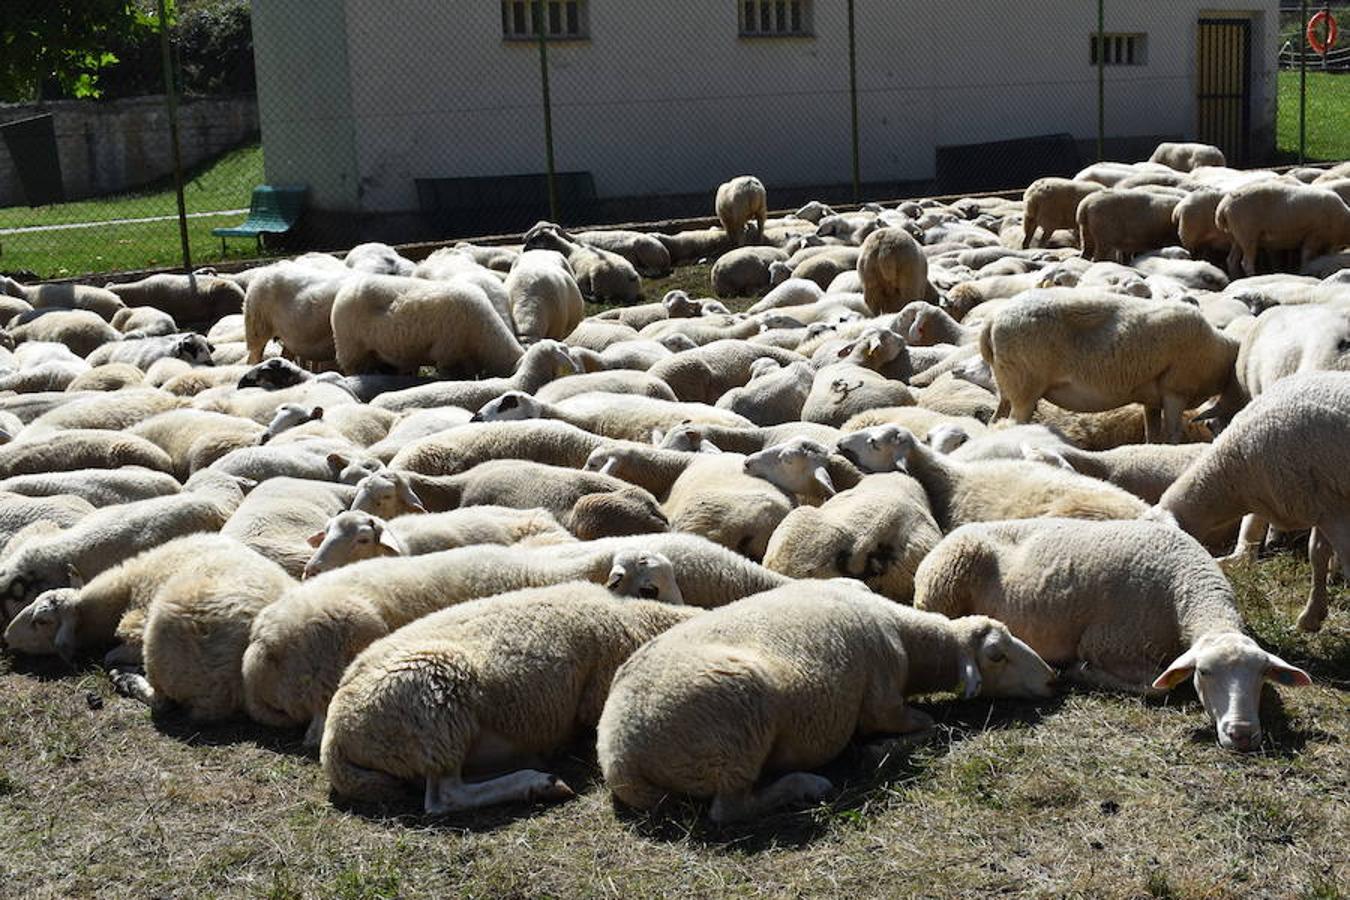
[1152,632,1311,752]
[605,549,682,605]
[238,357,308,390]
[303,511,405,579]
[836,424,916,474]
[260,403,323,444]
[471,390,543,423]
[2,587,79,660]
[351,470,427,519]
[173,333,215,366]
[952,616,1056,699]
[743,437,836,498]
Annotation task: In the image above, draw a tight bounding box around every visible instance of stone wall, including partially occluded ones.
[0,94,258,208]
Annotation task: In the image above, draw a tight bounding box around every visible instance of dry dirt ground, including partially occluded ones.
[2,268,1348,898]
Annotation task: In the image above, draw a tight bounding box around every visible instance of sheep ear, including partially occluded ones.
[306,530,327,548]
[698,439,720,454]
[812,466,836,496]
[1151,647,1198,690]
[310,406,325,421]
[605,567,625,590]
[376,527,404,556]
[65,564,85,590]
[327,452,350,474]
[836,341,857,359]
[54,618,78,665]
[396,478,427,513]
[1264,652,1312,687]
[650,429,665,445]
[598,457,619,477]
[959,656,982,699]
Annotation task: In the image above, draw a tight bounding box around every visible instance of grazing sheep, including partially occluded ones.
[471,390,753,443]
[0,467,181,508]
[763,472,941,602]
[390,420,606,476]
[321,583,696,811]
[711,246,788,297]
[242,261,351,365]
[241,543,683,741]
[1172,190,1231,260]
[9,310,121,358]
[522,223,641,304]
[1216,181,1350,277]
[1148,142,1226,172]
[368,340,578,413]
[0,472,247,622]
[86,333,214,371]
[331,275,524,376]
[0,429,173,479]
[597,581,1054,821]
[302,506,575,577]
[0,277,124,320]
[505,250,585,343]
[1021,177,1103,248]
[1154,371,1350,632]
[836,424,1146,529]
[715,175,768,246]
[981,290,1238,442]
[105,273,245,324]
[857,227,934,314]
[914,518,1308,751]
[1076,189,1180,262]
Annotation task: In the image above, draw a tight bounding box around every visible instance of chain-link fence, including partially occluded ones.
[2,0,1348,282]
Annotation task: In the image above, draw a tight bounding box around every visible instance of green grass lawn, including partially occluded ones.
[0,143,268,279]
[1277,71,1350,162]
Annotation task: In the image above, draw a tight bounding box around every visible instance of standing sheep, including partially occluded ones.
[242,261,351,365]
[715,175,768,246]
[1020,177,1103,248]
[1076,189,1180,262]
[857,227,936,314]
[1215,181,1350,277]
[504,250,585,343]
[597,581,1054,821]
[914,518,1310,750]
[321,584,697,812]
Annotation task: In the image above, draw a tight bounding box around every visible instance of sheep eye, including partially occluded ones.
[1195,668,1211,678]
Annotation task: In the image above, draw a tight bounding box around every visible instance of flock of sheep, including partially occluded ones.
[0,141,1347,825]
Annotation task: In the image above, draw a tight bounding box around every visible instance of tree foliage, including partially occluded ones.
[0,0,164,102]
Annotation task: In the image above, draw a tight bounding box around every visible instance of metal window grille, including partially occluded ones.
[1090,33,1147,66]
[502,0,586,39]
[740,0,811,37]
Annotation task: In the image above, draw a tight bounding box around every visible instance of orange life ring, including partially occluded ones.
[1307,10,1338,54]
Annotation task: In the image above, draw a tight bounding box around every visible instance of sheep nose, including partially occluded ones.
[1221,722,1259,752]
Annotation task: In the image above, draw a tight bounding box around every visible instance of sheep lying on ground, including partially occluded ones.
[10,310,121,357]
[981,290,1238,442]
[914,518,1309,751]
[302,506,575,578]
[0,429,174,479]
[597,581,1054,821]
[1020,441,1205,504]
[534,368,677,403]
[390,420,606,476]
[660,453,795,561]
[1154,371,1350,632]
[715,360,814,425]
[110,306,174,338]
[20,389,186,440]
[86,333,214,371]
[0,493,93,550]
[522,223,641,304]
[321,583,696,812]
[106,273,245,324]
[241,543,682,742]
[1148,142,1226,172]
[367,340,578,413]
[67,362,148,391]
[221,477,355,578]
[0,472,247,622]
[129,409,265,478]
[655,227,733,265]
[762,472,941,602]
[0,277,124,320]
[471,390,753,443]
[344,242,416,276]
[572,229,673,278]
[331,275,524,376]
[711,246,788,297]
[836,424,1146,530]
[0,467,181,508]
[715,175,768,246]
[646,339,802,404]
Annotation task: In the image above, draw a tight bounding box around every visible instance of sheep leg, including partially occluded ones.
[304,712,327,749]
[1141,406,1163,443]
[1225,242,1244,279]
[1218,514,1268,569]
[423,769,575,815]
[1065,660,1164,697]
[708,772,834,824]
[1008,398,1037,425]
[102,643,143,669]
[109,669,170,713]
[1239,239,1259,277]
[1298,527,1333,633]
[1160,394,1186,444]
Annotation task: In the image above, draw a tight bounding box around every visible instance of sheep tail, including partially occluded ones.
[978,318,996,366]
[242,285,270,363]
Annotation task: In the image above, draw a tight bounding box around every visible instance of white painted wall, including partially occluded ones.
[253,1,1279,216]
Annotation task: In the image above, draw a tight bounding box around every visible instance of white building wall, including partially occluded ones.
[255,1,1280,216]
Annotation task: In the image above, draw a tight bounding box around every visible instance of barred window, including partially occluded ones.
[502,0,587,40]
[740,0,812,38]
[1090,33,1147,66]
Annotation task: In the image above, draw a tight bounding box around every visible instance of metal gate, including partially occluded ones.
[1197,18,1252,164]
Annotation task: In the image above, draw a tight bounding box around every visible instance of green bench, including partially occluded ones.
[213,184,307,252]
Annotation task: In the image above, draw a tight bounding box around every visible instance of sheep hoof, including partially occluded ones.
[1295,609,1326,633]
[535,774,575,803]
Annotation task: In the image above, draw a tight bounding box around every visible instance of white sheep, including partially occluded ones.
[710,246,789,297]
[389,419,607,476]
[597,581,1054,821]
[129,408,266,478]
[646,339,803,404]
[105,273,244,324]
[533,368,678,403]
[1076,189,1180,262]
[504,249,585,343]
[715,175,768,246]
[835,424,1146,530]
[19,389,186,441]
[0,493,93,550]
[0,276,124,320]
[344,242,416,276]
[0,467,180,508]
[66,362,150,391]
[762,472,940,602]
[1020,441,1205,504]
[1148,142,1226,172]
[714,360,814,426]
[241,542,683,742]
[330,275,524,376]
[857,227,934,314]
[1020,177,1103,248]
[366,340,578,413]
[470,390,753,443]
[1215,181,1350,277]
[240,262,351,367]
[301,506,575,577]
[10,310,121,358]
[321,583,696,811]
[86,333,215,371]
[914,518,1309,751]
[572,229,673,277]
[111,306,178,339]
[980,289,1238,442]
[0,429,174,479]
[655,227,733,266]
[1154,371,1350,632]
[0,471,247,622]
[521,223,641,303]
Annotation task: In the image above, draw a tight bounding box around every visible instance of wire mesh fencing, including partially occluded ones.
[1,0,1348,282]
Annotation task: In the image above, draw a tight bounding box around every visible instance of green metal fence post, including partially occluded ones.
[847,0,861,204]
[157,0,193,277]
[1097,0,1105,161]
[534,0,560,223]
